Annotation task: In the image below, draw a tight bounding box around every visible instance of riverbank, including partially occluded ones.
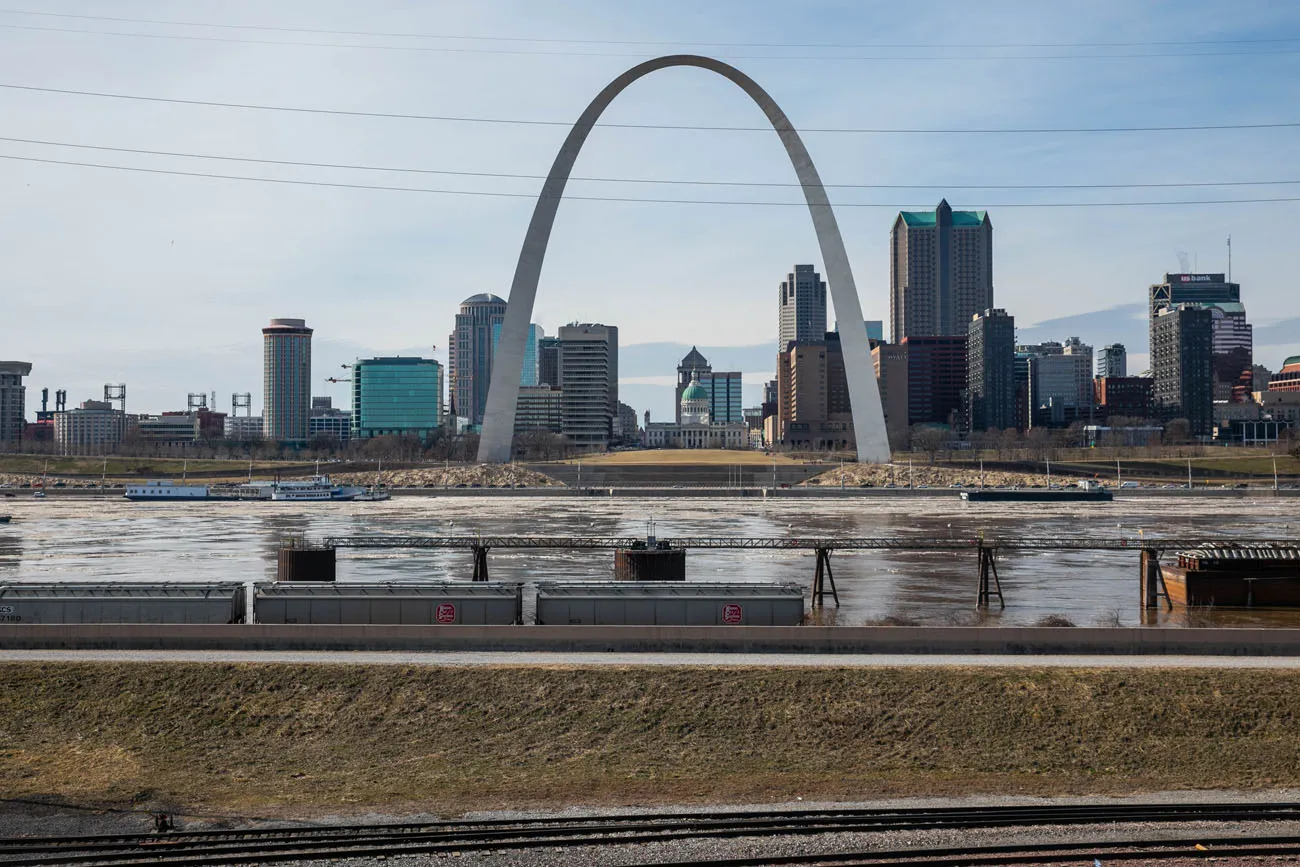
[2,663,1299,816]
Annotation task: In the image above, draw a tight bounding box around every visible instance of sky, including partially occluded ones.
[2,0,1299,421]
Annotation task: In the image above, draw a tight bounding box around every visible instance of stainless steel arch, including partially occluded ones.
[478,54,891,464]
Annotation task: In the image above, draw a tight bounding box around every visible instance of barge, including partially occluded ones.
[1159,543,1300,607]
[961,481,1113,503]
[125,477,364,502]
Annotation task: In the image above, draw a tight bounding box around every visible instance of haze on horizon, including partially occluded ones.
[2,0,1298,420]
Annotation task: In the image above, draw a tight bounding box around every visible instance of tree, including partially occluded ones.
[1164,418,1191,445]
[910,425,944,465]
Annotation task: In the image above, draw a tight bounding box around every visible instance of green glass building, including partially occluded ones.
[351,357,443,440]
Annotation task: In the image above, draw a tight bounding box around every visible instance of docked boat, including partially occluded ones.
[0,515,10,524]
[268,477,363,502]
[961,481,1113,503]
[125,477,362,502]
[1159,543,1300,607]
[124,481,225,501]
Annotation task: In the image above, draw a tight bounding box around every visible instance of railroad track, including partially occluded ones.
[2,801,1298,866]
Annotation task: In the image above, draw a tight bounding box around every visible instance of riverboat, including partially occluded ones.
[125,477,363,502]
[124,481,224,501]
[268,477,363,502]
[1159,543,1300,607]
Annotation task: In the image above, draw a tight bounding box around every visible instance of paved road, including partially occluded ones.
[7,650,1300,668]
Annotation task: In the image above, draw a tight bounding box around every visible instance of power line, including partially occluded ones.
[1,7,1297,50]
[4,134,1300,192]
[2,22,1299,61]
[3,83,1299,135]
[5,152,1300,208]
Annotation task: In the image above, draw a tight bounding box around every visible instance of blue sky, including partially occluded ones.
[2,0,1299,420]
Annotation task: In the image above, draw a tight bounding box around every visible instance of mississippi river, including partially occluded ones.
[1,495,1297,627]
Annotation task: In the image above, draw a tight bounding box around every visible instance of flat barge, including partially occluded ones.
[1160,543,1300,607]
[961,489,1113,503]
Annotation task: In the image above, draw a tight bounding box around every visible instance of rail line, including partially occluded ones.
[4,801,1299,866]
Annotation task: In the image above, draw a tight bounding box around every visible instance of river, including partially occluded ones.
[1,495,1297,627]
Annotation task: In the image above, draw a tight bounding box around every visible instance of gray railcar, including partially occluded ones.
[0,583,246,624]
[534,581,804,626]
[254,582,523,625]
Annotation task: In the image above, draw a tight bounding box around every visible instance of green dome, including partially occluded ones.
[682,381,708,401]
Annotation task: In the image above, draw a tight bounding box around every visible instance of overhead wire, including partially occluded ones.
[2,83,1299,134]
[2,133,1298,192]
[1,7,1297,49]
[4,152,1300,208]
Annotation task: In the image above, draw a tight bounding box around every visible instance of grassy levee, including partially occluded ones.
[3,663,1300,815]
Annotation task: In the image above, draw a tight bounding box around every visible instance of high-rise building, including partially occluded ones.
[0,361,32,445]
[890,199,993,341]
[1027,353,1092,427]
[558,323,618,450]
[262,318,313,443]
[351,357,443,440]
[872,342,909,451]
[448,293,507,426]
[54,400,125,455]
[966,309,1016,433]
[778,265,828,350]
[1152,304,1214,437]
[537,336,561,388]
[1098,344,1127,379]
[901,335,966,427]
[1062,337,1095,409]
[675,347,711,423]
[1149,273,1252,402]
[492,322,544,387]
[1252,364,1272,392]
[703,371,743,425]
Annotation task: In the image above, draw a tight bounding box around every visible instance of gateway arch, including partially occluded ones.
[478,54,892,464]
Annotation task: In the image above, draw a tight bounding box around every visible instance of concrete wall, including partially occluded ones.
[6,625,1300,655]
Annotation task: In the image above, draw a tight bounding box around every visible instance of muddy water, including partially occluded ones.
[0,495,1296,627]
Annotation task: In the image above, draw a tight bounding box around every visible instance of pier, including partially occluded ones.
[321,534,1293,611]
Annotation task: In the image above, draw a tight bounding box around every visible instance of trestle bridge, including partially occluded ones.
[320,534,1294,611]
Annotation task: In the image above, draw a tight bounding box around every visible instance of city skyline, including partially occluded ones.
[3,2,1299,419]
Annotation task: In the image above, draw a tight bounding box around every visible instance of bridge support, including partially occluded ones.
[976,544,1004,610]
[811,547,839,608]
[472,545,490,582]
[1141,548,1170,610]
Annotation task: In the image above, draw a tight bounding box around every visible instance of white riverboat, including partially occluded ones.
[124,481,218,501]
[126,477,363,502]
[268,477,363,502]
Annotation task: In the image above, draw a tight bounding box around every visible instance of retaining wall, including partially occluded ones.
[5,625,1300,655]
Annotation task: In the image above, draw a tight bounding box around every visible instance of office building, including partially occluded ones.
[1253,364,1272,392]
[1062,337,1095,409]
[966,309,1016,432]
[901,335,966,427]
[514,386,563,434]
[557,323,618,450]
[615,401,640,444]
[1028,353,1092,427]
[492,322,544,387]
[262,318,312,443]
[448,293,507,425]
[675,347,710,423]
[351,356,443,440]
[54,400,125,454]
[775,334,855,450]
[224,415,264,440]
[537,336,561,387]
[890,199,993,341]
[1095,377,1155,419]
[1152,304,1214,437]
[309,397,351,442]
[872,342,909,450]
[1149,273,1252,402]
[1098,344,1127,379]
[778,265,828,350]
[0,361,32,445]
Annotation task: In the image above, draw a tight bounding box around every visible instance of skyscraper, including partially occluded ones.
[1098,344,1128,379]
[901,335,967,427]
[537,336,561,388]
[492,322,544,387]
[890,199,993,341]
[448,293,507,426]
[0,361,32,444]
[262,318,312,443]
[778,265,827,350]
[351,356,443,440]
[966,309,1015,432]
[1152,304,1214,437]
[1149,273,1252,402]
[558,323,618,450]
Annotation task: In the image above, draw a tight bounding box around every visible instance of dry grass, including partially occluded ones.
[2,663,1300,816]
[562,450,802,466]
